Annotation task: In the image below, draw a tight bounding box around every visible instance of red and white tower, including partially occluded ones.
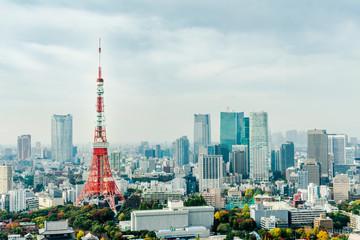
[74,39,125,212]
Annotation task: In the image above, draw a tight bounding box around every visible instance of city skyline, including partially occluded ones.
[1,1,360,144]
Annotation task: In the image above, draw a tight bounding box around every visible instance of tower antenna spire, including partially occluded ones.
[74,39,125,212]
[98,38,101,78]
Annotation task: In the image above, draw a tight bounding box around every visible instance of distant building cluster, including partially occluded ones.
[1,107,360,238]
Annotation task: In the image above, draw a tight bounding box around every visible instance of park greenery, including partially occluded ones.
[0,204,158,240]
[184,195,207,207]
[0,189,358,240]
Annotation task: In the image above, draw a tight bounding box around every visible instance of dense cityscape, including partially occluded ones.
[1,75,360,240]
[2,1,360,240]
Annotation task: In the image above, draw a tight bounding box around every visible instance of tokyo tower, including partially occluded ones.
[74,40,125,212]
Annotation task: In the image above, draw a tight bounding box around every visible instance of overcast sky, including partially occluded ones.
[1,0,360,146]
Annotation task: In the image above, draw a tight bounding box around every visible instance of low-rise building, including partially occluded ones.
[261,216,288,230]
[38,195,64,209]
[289,208,326,227]
[126,194,141,209]
[250,202,293,227]
[156,226,210,239]
[350,213,360,232]
[201,188,225,209]
[130,200,214,231]
[314,214,333,231]
[141,191,181,203]
[37,220,75,240]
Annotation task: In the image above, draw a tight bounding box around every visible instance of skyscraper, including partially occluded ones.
[240,117,250,146]
[271,150,280,172]
[300,159,321,186]
[220,111,244,152]
[0,165,13,192]
[298,169,309,189]
[199,154,223,192]
[328,134,346,165]
[308,130,328,179]
[280,142,295,173]
[17,135,31,161]
[333,174,350,202]
[249,112,269,180]
[194,114,211,156]
[110,151,121,171]
[51,114,73,163]
[174,136,189,167]
[231,145,248,177]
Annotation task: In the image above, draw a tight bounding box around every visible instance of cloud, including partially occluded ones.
[1,0,360,146]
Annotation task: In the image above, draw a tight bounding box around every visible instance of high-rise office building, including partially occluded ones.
[241,117,250,146]
[249,112,269,180]
[194,114,211,156]
[308,130,328,179]
[280,142,295,173]
[231,145,248,177]
[271,150,280,172]
[110,151,121,171]
[298,169,309,189]
[17,135,31,161]
[174,136,189,167]
[345,147,355,165]
[333,174,350,203]
[307,183,320,203]
[300,159,321,186]
[241,117,250,172]
[199,154,223,192]
[155,145,162,158]
[328,134,346,165]
[9,189,26,212]
[220,112,244,152]
[0,165,13,192]
[51,114,73,163]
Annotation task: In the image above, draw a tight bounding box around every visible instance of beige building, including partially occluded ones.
[38,195,64,209]
[314,214,333,231]
[200,188,225,209]
[350,213,360,232]
[333,174,350,203]
[0,165,13,192]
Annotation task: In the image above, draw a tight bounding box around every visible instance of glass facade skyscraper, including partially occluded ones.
[51,114,73,163]
[220,112,244,152]
[280,141,295,172]
[328,134,346,165]
[194,114,211,155]
[241,117,249,146]
[249,112,269,180]
[174,136,189,167]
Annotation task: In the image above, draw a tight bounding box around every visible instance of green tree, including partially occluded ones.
[226,232,235,240]
[151,202,159,209]
[270,228,281,238]
[91,222,104,233]
[245,189,254,197]
[242,204,249,213]
[138,202,148,210]
[217,223,231,234]
[147,231,156,238]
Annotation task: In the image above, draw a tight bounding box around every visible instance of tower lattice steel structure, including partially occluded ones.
[74,40,125,212]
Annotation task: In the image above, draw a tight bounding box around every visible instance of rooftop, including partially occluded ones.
[39,220,74,235]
